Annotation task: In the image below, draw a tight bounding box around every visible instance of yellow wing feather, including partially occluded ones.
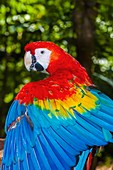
[34,88,98,119]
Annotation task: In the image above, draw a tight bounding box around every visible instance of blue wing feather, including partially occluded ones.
[43,128,75,165]
[48,127,80,155]
[13,162,19,170]
[34,137,52,170]
[75,149,92,170]
[5,100,18,131]
[53,125,87,151]
[22,153,30,170]
[74,111,108,145]
[39,130,66,170]
[2,88,113,170]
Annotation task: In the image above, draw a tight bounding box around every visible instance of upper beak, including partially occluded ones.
[29,55,44,71]
[24,53,45,72]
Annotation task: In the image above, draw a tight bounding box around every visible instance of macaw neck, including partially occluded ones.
[48,53,92,87]
[49,69,92,87]
[47,52,92,85]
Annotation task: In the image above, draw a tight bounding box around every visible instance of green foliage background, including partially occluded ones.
[0,0,113,168]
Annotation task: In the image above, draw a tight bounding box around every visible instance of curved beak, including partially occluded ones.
[29,55,44,71]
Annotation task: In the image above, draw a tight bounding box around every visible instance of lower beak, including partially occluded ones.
[35,62,44,71]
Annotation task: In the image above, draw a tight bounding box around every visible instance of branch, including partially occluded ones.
[0,138,5,165]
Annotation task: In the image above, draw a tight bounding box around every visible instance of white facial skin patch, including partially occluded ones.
[35,48,51,70]
[24,48,51,71]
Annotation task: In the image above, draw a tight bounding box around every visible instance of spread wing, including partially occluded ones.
[2,87,113,170]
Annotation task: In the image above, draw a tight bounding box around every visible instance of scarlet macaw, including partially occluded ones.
[1,41,113,170]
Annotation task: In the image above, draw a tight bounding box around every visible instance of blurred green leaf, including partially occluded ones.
[0,0,113,168]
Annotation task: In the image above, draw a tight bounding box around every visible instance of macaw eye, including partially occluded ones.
[40,50,45,54]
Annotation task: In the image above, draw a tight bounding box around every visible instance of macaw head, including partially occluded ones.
[24,41,92,86]
[24,41,77,75]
